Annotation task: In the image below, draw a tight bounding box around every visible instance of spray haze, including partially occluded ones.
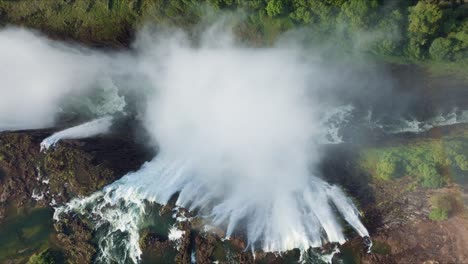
[1,24,371,262]
[0,28,111,131]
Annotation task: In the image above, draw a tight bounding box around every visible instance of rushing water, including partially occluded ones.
[54,153,369,263]
[40,116,113,151]
[1,26,468,264]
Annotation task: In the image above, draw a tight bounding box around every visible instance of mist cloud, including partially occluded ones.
[115,27,369,252]
[0,28,108,131]
[2,24,370,260]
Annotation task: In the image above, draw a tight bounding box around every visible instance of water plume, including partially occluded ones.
[54,26,369,263]
[0,28,108,131]
[0,22,371,263]
[40,116,113,151]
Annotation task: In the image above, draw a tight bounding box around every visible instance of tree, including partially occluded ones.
[289,0,312,23]
[408,1,443,47]
[338,0,378,31]
[373,9,405,55]
[429,37,454,60]
[265,0,285,17]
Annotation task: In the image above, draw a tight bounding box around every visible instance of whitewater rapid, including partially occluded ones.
[5,25,468,264]
[54,153,368,263]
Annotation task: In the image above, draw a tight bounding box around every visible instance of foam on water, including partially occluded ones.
[55,153,369,263]
[381,109,468,134]
[53,29,370,263]
[319,105,354,144]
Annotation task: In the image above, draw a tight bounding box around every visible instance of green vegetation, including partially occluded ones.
[360,136,468,188]
[28,249,60,264]
[428,193,460,221]
[0,0,466,73]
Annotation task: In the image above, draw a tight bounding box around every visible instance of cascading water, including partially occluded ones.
[54,29,370,263]
[40,116,113,151]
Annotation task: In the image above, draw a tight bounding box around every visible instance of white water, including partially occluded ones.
[40,116,113,151]
[320,105,354,144]
[382,109,468,134]
[49,28,372,263]
[0,26,371,263]
[55,153,368,263]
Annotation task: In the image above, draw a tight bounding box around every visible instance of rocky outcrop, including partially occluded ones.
[0,129,151,222]
[0,129,151,263]
[54,215,96,264]
[341,177,468,264]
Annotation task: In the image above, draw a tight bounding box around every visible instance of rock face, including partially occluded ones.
[0,129,152,263]
[0,129,151,220]
[54,215,96,264]
[1,129,467,263]
[341,178,468,264]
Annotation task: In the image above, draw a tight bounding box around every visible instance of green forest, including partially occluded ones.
[0,0,467,73]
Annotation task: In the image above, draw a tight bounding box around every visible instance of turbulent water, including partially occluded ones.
[1,26,468,264]
[55,153,369,263]
[50,35,371,262]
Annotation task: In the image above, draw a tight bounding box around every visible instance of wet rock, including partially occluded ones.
[0,129,151,222]
[54,214,96,264]
[174,222,192,264]
[140,229,177,263]
[195,233,218,264]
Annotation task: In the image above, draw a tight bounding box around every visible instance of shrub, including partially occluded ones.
[418,163,445,188]
[428,207,448,221]
[376,152,399,180]
[428,193,454,221]
[455,155,468,171]
[28,249,56,264]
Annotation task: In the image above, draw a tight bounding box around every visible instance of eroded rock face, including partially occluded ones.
[0,129,152,221]
[54,214,96,264]
[2,129,466,264]
[0,129,152,263]
[341,179,468,264]
[0,131,51,219]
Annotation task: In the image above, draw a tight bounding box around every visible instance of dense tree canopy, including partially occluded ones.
[0,0,466,66]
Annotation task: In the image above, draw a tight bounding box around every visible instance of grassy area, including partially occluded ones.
[359,135,468,188]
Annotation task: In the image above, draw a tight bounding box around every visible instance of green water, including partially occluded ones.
[0,207,55,263]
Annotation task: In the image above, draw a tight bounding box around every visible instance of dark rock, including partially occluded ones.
[54,214,96,264]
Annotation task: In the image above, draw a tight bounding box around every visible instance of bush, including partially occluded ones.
[428,193,454,221]
[455,155,468,171]
[376,152,399,180]
[418,163,445,188]
[28,249,57,264]
[428,207,448,221]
